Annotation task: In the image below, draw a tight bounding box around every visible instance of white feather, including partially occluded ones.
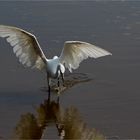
[0,25,46,70]
[59,41,112,72]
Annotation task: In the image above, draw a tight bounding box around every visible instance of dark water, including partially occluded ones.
[0,1,140,139]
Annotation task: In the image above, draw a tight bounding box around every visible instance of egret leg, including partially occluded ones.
[60,71,65,86]
[47,74,51,99]
[57,76,60,87]
[57,76,61,94]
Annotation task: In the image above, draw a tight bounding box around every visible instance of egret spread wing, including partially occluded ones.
[0,25,46,70]
[59,41,112,72]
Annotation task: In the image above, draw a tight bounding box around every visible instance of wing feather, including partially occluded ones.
[0,25,46,70]
[59,41,112,72]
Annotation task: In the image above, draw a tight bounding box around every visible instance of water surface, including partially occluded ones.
[0,1,140,139]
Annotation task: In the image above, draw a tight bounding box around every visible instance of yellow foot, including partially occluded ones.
[54,86,66,93]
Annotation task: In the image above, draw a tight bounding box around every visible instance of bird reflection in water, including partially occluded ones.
[14,98,104,140]
[14,73,104,139]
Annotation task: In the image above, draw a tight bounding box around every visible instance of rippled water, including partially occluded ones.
[0,1,140,139]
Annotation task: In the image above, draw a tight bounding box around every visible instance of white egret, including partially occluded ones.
[0,25,112,94]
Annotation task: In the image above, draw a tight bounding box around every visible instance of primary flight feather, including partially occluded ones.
[0,25,112,92]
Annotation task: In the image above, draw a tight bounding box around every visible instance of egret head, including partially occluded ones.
[53,56,58,59]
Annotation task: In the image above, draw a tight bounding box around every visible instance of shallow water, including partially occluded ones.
[0,1,140,139]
